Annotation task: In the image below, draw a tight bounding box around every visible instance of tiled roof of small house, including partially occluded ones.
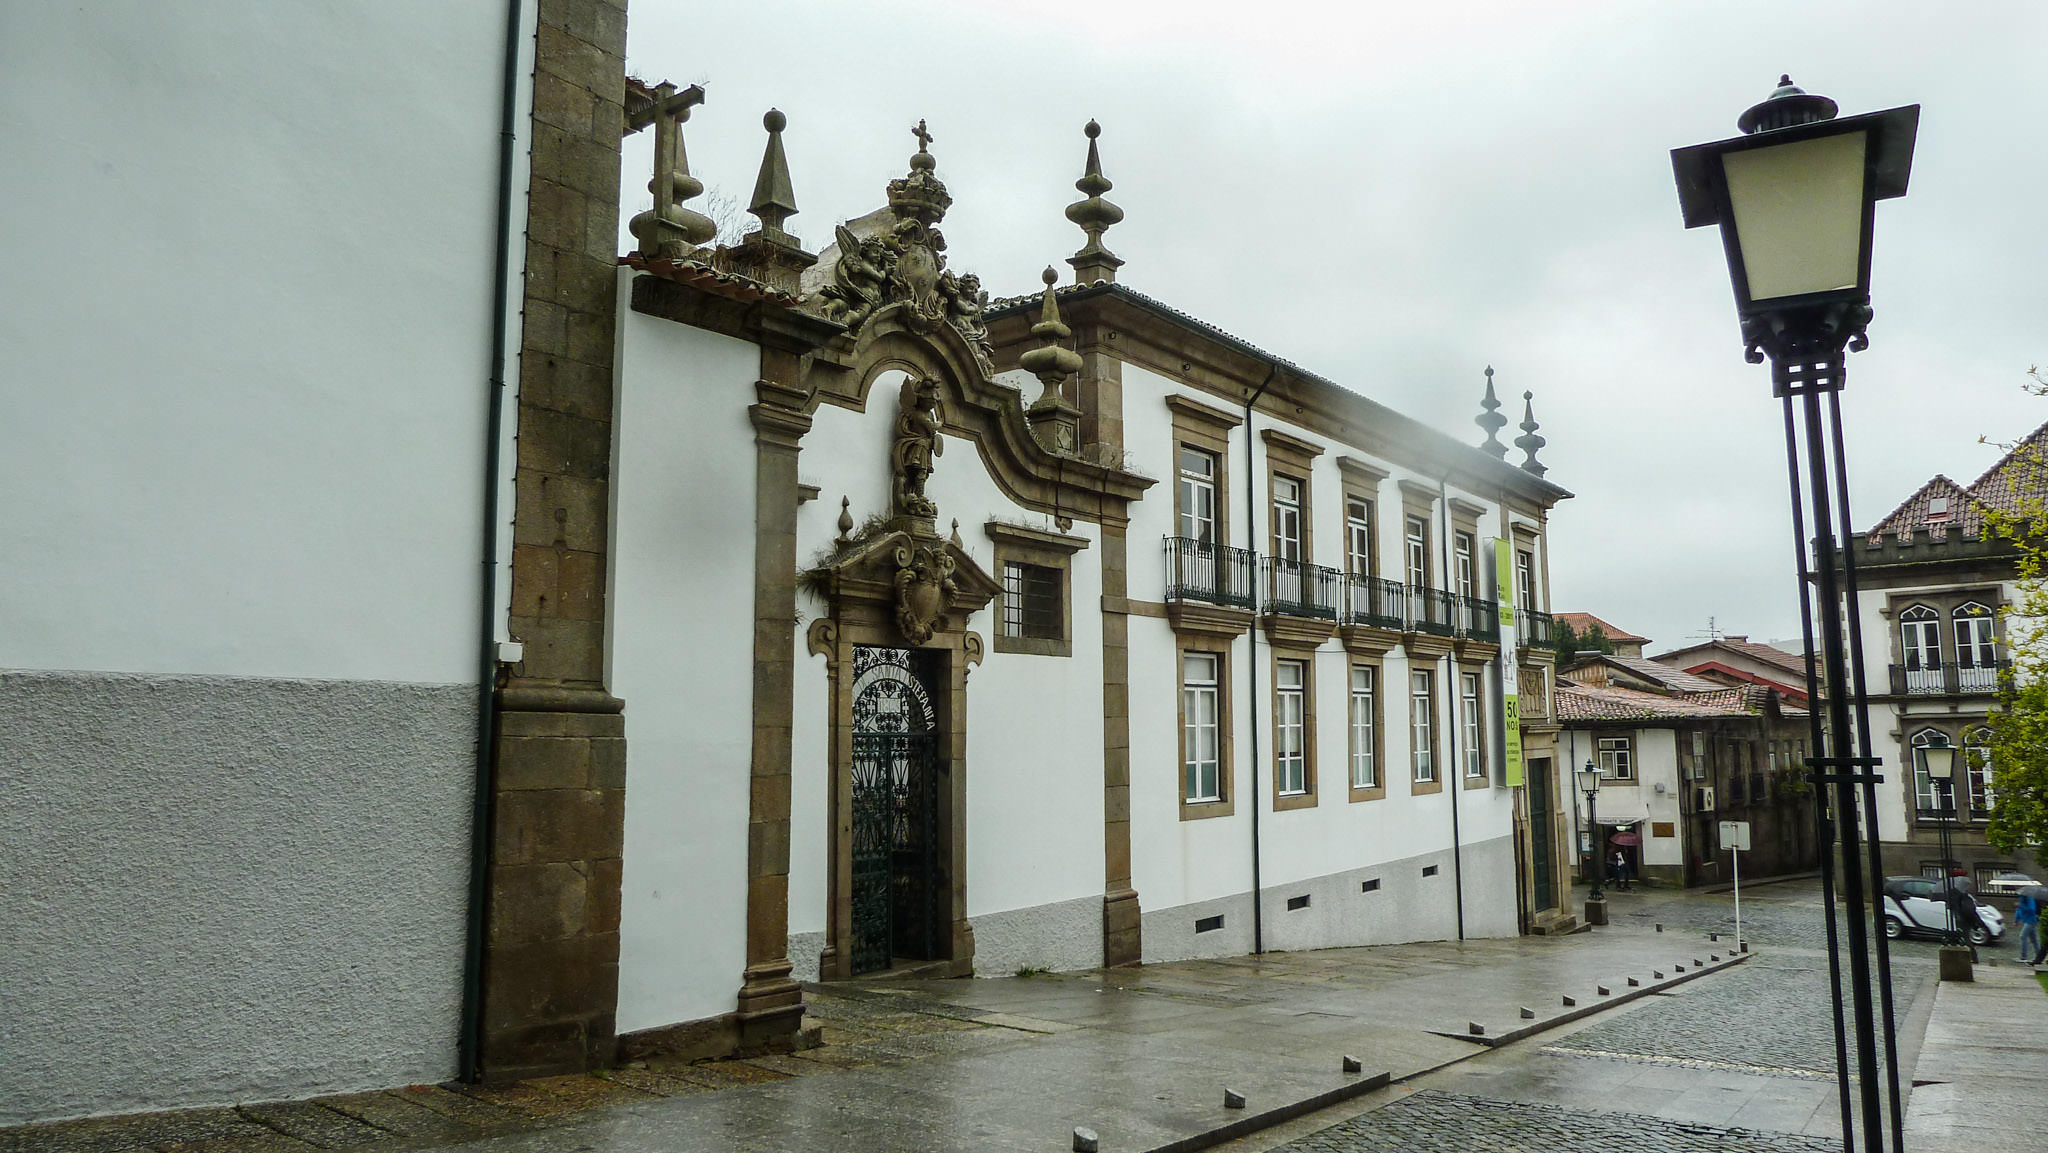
[1603,655,1725,693]
[1870,420,2048,540]
[1555,684,1761,722]
[1649,637,1808,679]
[1552,612,1648,645]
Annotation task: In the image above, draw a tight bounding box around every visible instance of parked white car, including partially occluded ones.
[1881,876,2004,945]
[1983,872,2041,897]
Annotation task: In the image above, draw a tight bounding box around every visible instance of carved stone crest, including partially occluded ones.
[811,121,994,370]
[891,539,959,646]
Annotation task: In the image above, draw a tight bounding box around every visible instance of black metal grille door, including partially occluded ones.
[849,646,939,976]
[1528,758,1555,911]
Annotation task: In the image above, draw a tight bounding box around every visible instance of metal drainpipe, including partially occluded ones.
[1438,474,1466,940]
[1244,364,1276,954]
[459,0,528,1083]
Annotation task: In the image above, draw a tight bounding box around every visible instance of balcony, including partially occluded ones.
[1409,587,1456,637]
[1164,536,1255,610]
[1455,595,1500,642]
[1263,557,1341,620]
[1519,608,1555,649]
[1342,574,1406,631]
[1888,661,2008,696]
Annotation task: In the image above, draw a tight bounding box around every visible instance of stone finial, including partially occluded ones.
[629,82,715,259]
[1476,366,1509,459]
[1514,390,1548,477]
[1018,267,1084,454]
[836,496,854,543]
[748,108,799,244]
[1019,268,1083,395]
[1065,120,1125,284]
[886,118,952,225]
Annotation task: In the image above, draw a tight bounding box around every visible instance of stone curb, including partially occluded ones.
[1428,950,1752,1048]
[1137,1071,1393,1153]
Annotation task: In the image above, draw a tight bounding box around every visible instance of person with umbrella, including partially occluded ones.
[2018,884,2048,967]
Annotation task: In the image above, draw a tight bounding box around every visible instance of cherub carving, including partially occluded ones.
[891,376,945,521]
[942,271,993,368]
[817,224,898,326]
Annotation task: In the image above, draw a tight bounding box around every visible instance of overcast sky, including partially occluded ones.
[623,1,2046,654]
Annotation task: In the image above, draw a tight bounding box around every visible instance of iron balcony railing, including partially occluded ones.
[1263,557,1342,620]
[1888,661,2008,696]
[1163,536,1256,609]
[1520,608,1555,649]
[1409,587,1456,637]
[1343,574,1407,631]
[1455,595,1500,642]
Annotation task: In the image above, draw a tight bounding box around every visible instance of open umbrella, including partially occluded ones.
[2019,884,2048,903]
[1610,832,1642,847]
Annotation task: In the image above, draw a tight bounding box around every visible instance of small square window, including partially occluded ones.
[1002,561,1062,640]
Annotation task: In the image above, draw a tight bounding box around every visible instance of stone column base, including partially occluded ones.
[1938,945,1975,982]
[1103,888,1142,966]
[1584,898,1608,926]
[735,959,806,1049]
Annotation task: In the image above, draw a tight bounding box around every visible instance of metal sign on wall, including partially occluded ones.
[1494,538,1523,787]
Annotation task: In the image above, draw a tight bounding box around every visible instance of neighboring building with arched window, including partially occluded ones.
[1848,432,2045,885]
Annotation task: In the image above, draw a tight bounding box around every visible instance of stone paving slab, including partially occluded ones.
[1904,963,2048,1153]
[1261,1089,1841,1152]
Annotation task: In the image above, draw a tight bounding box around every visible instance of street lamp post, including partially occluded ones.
[1920,737,1975,979]
[1578,761,1605,925]
[1672,76,1919,1153]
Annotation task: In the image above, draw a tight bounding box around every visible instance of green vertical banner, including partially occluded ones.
[1495,538,1524,786]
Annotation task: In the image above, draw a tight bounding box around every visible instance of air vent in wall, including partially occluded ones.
[1195,914,1225,934]
[1286,894,1310,911]
[1422,864,1440,877]
[1361,878,1381,892]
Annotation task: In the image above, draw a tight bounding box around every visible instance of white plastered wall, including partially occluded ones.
[610,299,759,1032]
[1121,364,1520,955]
[1,2,511,684]
[0,3,519,1121]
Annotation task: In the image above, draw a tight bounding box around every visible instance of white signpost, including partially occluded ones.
[1720,820,1752,950]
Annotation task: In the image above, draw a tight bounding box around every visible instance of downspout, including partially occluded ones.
[1244,363,1276,954]
[460,0,529,1083]
[1439,474,1466,940]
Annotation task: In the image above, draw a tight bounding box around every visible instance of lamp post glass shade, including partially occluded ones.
[1577,764,1600,793]
[1670,81,1918,322]
[1722,130,1867,301]
[1922,741,1956,782]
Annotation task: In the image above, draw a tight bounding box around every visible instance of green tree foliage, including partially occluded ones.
[1983,367,2048,868]
[1553,620,1614,663]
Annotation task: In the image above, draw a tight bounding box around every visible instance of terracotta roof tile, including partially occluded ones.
[1870,419,2048,540]
[621,254,805,308]
[1553,612,1648,644]
[1556,684,1763,723]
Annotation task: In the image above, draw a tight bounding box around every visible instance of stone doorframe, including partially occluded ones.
[805,544,996,980]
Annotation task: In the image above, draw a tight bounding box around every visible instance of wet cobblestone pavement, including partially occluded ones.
[1544,953,1933,1076]
[1268,1089,1842,1152]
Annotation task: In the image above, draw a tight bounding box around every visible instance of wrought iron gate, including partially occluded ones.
[1529,758,1555,911]
[849,646,941,976]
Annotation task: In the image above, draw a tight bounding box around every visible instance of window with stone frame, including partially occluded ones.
[1597,735,1633,781]
[1405,514,1430,590]
[1349,664,1379,792]
[1516,547,1537,611]
[1910,727,1947,814]
[1179,447,1219,544]
[1454,532,1476,599]
[1965,726,1994,817]
[1275,658,1309,796]
[1183,652,1224,805]
[1461,669,1485,780]
[1345,497,1374,577]
[1002,562,1060,640]
[1411,669,1436,783]
[1271,474,1305,562]
[986,520,1086,657]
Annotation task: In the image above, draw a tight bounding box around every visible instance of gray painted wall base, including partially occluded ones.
[969,894,1103,976]
[1142,836,1519,964]
[0,670,477,1123]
